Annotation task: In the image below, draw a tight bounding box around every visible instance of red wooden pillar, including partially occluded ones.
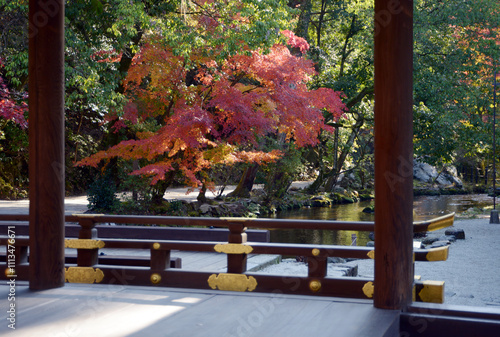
[227,223,248,274]
[28,0,66,290]
[374,0,414,310]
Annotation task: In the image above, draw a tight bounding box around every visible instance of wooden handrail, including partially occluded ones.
[0,211,455,232]
[413,213,455,232]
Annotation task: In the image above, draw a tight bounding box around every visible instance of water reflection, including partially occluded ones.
[268,201,374,246]
[413,194,492,217]
[268,193,493,246]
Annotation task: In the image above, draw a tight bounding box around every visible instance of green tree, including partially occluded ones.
[287,0,375,193]
[0,0,158,195]
[413,0,500,173]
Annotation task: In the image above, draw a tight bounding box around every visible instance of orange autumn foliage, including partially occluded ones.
[77,31,346,187]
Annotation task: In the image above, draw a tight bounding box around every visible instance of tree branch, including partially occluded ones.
[346,86,374,109]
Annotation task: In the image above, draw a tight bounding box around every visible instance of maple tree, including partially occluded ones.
[77,29,346,202]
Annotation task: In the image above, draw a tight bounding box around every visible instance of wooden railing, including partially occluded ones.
[0,213,454,303]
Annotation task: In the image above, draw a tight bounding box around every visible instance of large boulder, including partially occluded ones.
[413,160,463,187]
[414,161,438,183]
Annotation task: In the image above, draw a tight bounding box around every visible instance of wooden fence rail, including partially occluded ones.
[1,213,454,303]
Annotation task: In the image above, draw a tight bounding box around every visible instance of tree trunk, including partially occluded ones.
[307,169,324,194]
[294,0,312,39]
[132,159,139,202]
[324,170,341,192]
[264,170,293,200]
[151,171,175,205]
[316,0,328,46]
[197,184,207,203]
[228,164,259,198]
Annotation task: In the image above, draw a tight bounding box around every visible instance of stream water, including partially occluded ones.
[267,193,493,246]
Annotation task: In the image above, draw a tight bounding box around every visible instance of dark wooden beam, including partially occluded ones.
[28,0,66,289]
[373,0,414,310]
[401,310,500,337]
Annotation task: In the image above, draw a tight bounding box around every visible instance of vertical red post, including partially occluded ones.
[77,218,99,267]
[227,223,248,274]
[28,0,66,290]
[374,0,414,310]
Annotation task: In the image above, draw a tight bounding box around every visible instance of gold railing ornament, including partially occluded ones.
[367,250,375,259]
[207,273,257,292]
[4,267,15,277]
[65,239,105,249]
[214,243,253,255]
[150,273,162,284]
[309,280,322,292]
[65,267,104,284]
[311,248,320,256]
[362,281,374,298]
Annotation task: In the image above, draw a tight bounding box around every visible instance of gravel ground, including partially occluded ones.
[256,216,500,308]
[412,217,500,307]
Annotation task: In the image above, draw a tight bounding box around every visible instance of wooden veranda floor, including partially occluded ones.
[0,282,399,337]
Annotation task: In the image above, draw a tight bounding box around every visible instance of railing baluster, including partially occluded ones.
[16,245,29,265]
[77,217,99,267]
[308,256,327,278]
[151,243,170,271]
[227,223,247,274]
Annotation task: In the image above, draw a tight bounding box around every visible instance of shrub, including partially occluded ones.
[87,173,118,212]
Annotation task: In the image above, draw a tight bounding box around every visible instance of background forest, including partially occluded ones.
[1,0,499,213]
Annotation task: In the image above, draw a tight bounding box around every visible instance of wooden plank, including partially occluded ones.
[0,222,269,242]
[55,266,374,299]
[68,254,182,268]
[365,246,449,262]
[0,236,375,261]
[101,239,219,251]
[373,0,414,310]
[147,292,397,337]
[93,225,270,242]
[28,0,66,290]
[250,242,374,259]
[0,283,215,336]
[68,214,376,231]
[0,237,29,246]
[415,246,449,262]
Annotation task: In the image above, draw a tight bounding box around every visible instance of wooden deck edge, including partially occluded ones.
[401,303,500,337]
[407,302,500,321]
[400,312,500,337]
